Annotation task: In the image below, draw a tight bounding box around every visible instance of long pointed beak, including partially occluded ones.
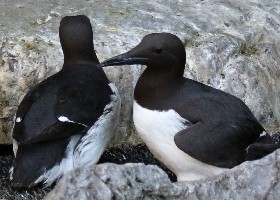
[98,53,148,67]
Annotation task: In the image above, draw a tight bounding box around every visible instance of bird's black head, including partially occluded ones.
[59,15,99,66]
[99,33,186,77]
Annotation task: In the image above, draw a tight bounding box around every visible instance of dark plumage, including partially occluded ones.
[11,15,120,188]
[99,33,279,181]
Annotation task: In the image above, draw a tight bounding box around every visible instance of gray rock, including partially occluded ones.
[45,149,280,200]
[1,0,280,143]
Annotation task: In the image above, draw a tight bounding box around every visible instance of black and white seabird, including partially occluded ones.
[10,15,120,188]
[99,33,279,181]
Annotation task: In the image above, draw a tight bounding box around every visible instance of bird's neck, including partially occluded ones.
[134,67,183,104]
[63,51,99,67]
[61,39,100,67]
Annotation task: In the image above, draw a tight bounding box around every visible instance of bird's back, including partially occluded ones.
[13,64,112,144]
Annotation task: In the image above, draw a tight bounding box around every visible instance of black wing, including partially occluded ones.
[55,79,112,127]
[173,79,270,168]
[11,137,70,188]
[174,119,263,168]
[13,76,112,144]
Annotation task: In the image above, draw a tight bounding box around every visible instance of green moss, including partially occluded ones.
[182,38,199,48]
[30,22,39,28]
[192,31,200,36]
[182,38,189,47]
[37,16,49,25]
[240,43,258,56]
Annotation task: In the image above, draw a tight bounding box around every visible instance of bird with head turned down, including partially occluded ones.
[10,15,120,188]
[99,33,279,181]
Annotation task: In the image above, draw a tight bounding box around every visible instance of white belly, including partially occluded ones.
[133,101,226,181]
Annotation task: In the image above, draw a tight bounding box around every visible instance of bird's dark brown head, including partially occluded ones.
[59,15,99,66]
[99,33,186,77]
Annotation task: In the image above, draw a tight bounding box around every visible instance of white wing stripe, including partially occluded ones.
[15,117,22,123]
[58,116,87,127]
[259,131,266,137]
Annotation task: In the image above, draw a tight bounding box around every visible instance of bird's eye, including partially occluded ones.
[155,48,162,54]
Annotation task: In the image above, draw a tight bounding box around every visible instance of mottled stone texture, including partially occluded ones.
[1,0,280,143]
[45,149,280,200]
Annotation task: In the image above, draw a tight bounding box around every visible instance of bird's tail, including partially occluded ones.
[245,133,279,161]
[11,138,69,188]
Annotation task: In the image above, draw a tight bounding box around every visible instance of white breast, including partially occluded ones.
[133,101,226,181]
[133,100,188,143]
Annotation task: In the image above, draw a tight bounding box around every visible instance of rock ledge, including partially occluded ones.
[45,149,280,200]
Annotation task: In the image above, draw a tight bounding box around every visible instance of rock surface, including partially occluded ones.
[45,149,280,200]
[0,144,174,200]
[1,0,280,144]
[0,141,280,200]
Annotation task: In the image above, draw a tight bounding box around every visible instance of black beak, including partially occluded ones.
[98,53,148,67]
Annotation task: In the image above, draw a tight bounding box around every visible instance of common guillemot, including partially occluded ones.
[10,15,120,188]
[99,33,279,181]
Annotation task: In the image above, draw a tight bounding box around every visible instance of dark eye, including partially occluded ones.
[155,48,162,54]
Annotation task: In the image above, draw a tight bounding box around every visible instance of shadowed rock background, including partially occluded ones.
[1,0,280,199]
[1,0,280,144]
